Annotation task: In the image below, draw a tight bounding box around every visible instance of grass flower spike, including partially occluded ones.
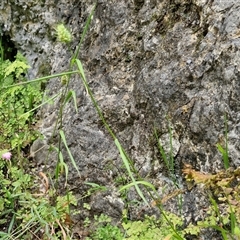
[56,24,72,43]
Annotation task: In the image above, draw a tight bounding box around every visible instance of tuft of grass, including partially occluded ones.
[216,113,229,169]
[154,119,178,186]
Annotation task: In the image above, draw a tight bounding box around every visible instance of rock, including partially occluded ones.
[30,138,49,166]
[1,0,240,238]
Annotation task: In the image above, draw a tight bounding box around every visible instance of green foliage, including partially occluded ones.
[87,214,124,240]
[0,10,98,240]
[0,38,80,239]
[0,52,42,149]
[183,165,240,239]
[0,165,31,225]
[92,223,123,240]
[4,53,30,79]
[0,156,77,239]
[17,190,77,239]
[123,214,183,240]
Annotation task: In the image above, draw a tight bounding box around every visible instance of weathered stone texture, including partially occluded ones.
[1,0,240,237]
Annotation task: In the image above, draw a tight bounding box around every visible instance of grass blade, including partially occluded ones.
[54,147,69,186]
[216,143,229,169]
[119,180,158,194]
[64,90,78,113]
[72,3,97,61]
[75,58,115,139]
[1,70,78,90]
[154,129,169,172]
[115,138,149,206]
[20,93,59,119]
[75,59,88,94]
[59,130,80,177]
[224,112,229,169]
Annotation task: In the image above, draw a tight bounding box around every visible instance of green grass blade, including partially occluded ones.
[61,161,69,187]
[230,212,235,235]
[20,93,59,119]
[154,129,169,171]
[115,138,149,206]
[216,143,229,169]
[55,153,61,180]
[168,121,174,173]
[209,225,228,240]
[119,180,158,194]
[75,58,115,139]
[54,146,69,186]
[59,130,81,177]
[32,205,47,225]
[209,195,220,217]
[224,112,229,169]
[64,90,78,113]
[1,70,78,90]
[75,59,89,93]
[216,113,229,169]
[72,3,97,61]
[84,182,108,191]
[229,204,236,236]
[8,219,38,240]
[208,194,231,239]
[7,214,15,234]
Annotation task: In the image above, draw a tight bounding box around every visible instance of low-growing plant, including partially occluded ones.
[183,164,240,239]
[87,214,124,240]
[0,153,77,239]
[0,24,80,239]
[0,52,42,152]
[123,213,184,240]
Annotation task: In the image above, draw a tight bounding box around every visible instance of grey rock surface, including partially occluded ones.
[1,0,240,238]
